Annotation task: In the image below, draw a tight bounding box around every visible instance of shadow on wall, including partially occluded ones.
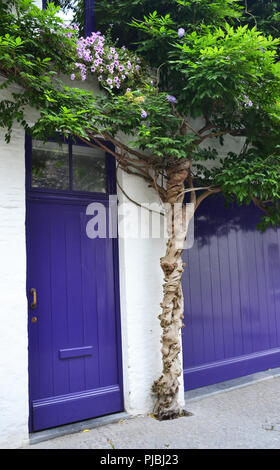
[191,193,275,248]
[268,243,280,301]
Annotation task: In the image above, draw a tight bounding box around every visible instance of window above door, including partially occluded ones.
[26,135,116,196]
[32,139,70,191]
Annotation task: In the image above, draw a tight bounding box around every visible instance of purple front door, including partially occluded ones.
[26,135,123,431]
[182,195,280,390]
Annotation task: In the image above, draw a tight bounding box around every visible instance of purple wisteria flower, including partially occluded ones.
[75,62,87,80]
[178,28,185,38]
[243,94,253,108]
[70,74,75,80]
[167,95,177,104]
[72,31,139,90]
[141,110,148,119]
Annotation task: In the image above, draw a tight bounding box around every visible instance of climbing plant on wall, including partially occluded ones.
[0,0,280,420]
[54,1,280,56]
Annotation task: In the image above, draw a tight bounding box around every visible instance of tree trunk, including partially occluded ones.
[152,160,193,420]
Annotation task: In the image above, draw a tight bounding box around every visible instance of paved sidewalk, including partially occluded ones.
[24,376,280,449]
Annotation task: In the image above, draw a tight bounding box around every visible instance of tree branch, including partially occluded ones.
[171,103,200,137]
[175,185,211,201]
[81,132,167,200]
[195,187,222,211]
[251,196,269,214]
[115,164,164,216]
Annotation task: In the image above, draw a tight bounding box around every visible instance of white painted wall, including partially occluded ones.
[0,123,29,449]
[117,169,185,416]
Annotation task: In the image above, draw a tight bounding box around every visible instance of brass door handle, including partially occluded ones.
[30,288,37,309]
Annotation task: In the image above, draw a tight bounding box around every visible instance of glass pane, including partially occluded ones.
[72,144,106,193]
[32,140,69,190]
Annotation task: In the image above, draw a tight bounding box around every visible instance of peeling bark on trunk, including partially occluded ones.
[152,160,193,420]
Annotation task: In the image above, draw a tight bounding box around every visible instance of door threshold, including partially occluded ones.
[185,366,280,403]
[28,411,131,446]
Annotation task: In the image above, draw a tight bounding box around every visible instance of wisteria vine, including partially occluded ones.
[71,29,143,91]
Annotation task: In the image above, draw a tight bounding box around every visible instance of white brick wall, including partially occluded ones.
[0,124,29,449]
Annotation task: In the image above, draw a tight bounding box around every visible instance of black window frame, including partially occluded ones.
[25,133,117,198]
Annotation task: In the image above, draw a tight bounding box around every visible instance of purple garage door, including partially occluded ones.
[182,195,280,391]
[26,136,123,431]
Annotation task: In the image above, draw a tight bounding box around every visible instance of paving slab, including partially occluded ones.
[22,374,280,449]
